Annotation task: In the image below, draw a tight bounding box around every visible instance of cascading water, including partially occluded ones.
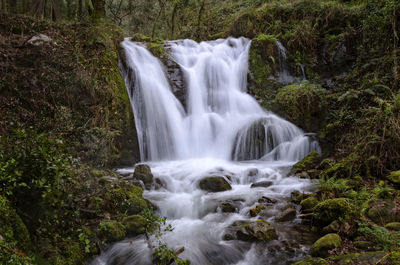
[92,37,321,265]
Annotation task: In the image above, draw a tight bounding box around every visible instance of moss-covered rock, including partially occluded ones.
[366,200,400,225]
[199,176,232,192]
[293,256,329,265]
[300,196,319,212]
[122,215,147,236]
[275,207,297,222]
[387,170,400,185]
[274,81,326,131]
[104,184,148,215]
[133,164,154,189]
[322,220,340,234]
[293,151,322,173]
[385,222,400,231]
[219,202,237,213]
[250,205,266,217]
[310,233,342,257]
[98,220,126,244]
[314,198,356,224]
[327,251,387,265]
[0,196,30,250]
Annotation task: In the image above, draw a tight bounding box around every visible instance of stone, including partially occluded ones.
[300,196,318,212]
[353,241,374,250]
[384,222,400,231]
[220,202,237,213]
[327,251,387,265]
[26,34,53,46]
[322,220,340,234]
[310,233,342,258]
[98,220,126,244]
[250,205,266,217]
[258,196,277,204]
[367,200,400,225]
[237,219,278,242]
[292,151,322,173]
[314,198,356,224]
[199,176,232,192]
[133,164,154,189]
[250,181,273,188]
[122,215,146,236]
[275,207,297,222]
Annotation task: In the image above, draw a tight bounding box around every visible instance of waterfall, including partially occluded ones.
[92,37,321,265]
[121,37,319,162]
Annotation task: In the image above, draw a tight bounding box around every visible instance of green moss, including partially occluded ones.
[385,222,400,231]
[300,196,318,212]
[254,34,277,43]
[387,170,400,185]
[275,81,326,131]
[293,151,321,173]
[314,198,356,224]
[98,220,126,244]
[310,233,342,257]
[122,215,147,236]
[0,240,34,265]
[104,184,148,215]
[0,196,31,250]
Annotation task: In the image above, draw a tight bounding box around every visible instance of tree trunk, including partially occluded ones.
[92,0,105,18]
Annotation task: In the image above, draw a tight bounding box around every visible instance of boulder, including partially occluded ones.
[237,219,278,242]
[258,196,277,204]
[314,198,356,224]
[275,207,297,222]
[292,151,322,174]
[310,233,342,257]
[133,164,154,189]
[122,215,146,236]
[98,220,126,244]
[250,181,273,188]
[366,200,400,225]
[293,256,329,265]
[322,220,340,234]
[300,196,318,212]
[199,176,232,192]
[327,251,387,265]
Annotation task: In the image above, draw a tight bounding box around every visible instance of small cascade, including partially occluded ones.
[275,40,306,84]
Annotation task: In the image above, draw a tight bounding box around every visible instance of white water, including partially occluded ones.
[93,37,320,265]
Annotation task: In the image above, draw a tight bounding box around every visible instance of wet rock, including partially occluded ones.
[291,190,310,203]
[258,196,277,204]
[247,168,259,177]
[384,222,400,231]
[98,220,126,244]
[314,198,356,225]
[237,219,278,242]
[250,205,266,217]
[133,164,154,189]
[293,256,329,265]
[222,220,248,241]
[300,196,318,212]
[26,34,53,46]
[199,176,232,192]
[275,207,297,222]
[292,151,322,174]
[220,202,237,213]
[251,181,273,188]
[310,233,342,258]
[122,215,146,236]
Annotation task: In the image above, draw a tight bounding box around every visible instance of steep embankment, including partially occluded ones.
[0,15,152,264]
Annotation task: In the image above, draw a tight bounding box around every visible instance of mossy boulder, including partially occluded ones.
[274,81,326,131]
[199,176,232,192]
[104,184,148,215]
[122,215,147,236]
[314,198,356,224]
[219,202,237,213]
[327,251,387,265]
[310,233,342,257]
[387,170,400,185]
[293,151,322,173]
[133,164,154,189]
[384,222,400,231]
[237,219,278,242]
[300,196,319,212]
[0,196,30,250]
[322,220,340,234]
[98,220,126,244]
[293,256,329,265]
